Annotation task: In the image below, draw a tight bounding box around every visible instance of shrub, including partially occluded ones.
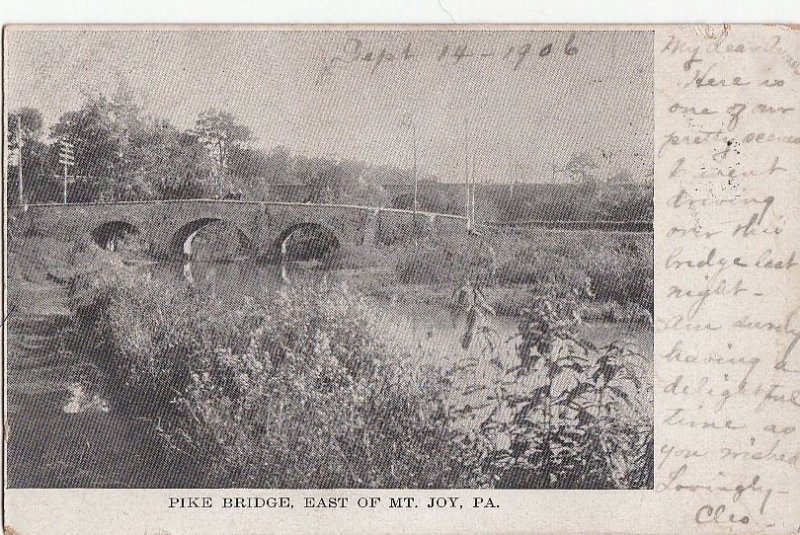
[495,243,589,289]
[66,252,651,489]
[495,229,653,312]
[395,236,496,285]
[69,260,225,411]
[69,266,482,488]
[450,284,654,489]
[587,236,653,313]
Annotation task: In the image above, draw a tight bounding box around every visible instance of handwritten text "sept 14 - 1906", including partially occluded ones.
[323,32,579,75]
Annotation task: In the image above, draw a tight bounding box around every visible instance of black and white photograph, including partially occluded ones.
[5,28,654,490]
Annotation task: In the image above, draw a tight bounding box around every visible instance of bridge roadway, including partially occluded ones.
[13,199,470,260]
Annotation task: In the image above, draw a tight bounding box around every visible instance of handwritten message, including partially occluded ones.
[655,26,799,532]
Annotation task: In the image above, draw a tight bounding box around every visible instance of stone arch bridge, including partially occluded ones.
[14,200,469,260]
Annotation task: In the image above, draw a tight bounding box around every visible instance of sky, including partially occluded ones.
[4,28,653,183]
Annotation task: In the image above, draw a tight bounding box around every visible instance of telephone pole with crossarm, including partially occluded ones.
[58,140,75,204]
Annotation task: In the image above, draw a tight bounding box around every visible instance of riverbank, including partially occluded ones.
[347,274,652,324]
[5,233,654,488]
[59,258,652,488]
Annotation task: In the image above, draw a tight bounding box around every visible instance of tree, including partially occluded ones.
[49,86,216,202]
[192,109,252,175]
[565,152,599,184]
[294,157,344,203]
[7,107,44,147]
[228,145,292,198]
[50,94,130,200]
[339,173,390,207]
[7,107,50,204]
[127,120,214,199]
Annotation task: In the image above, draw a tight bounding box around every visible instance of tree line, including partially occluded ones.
[7,86,652,223]
[6,86,420,206]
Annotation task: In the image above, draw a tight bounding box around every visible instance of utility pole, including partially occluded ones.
[17,115,24,205]
[411,119,418,217]
[58,140,75,204]
[464,117,472,232]
[471,161,476,226]
[463,116,479,231]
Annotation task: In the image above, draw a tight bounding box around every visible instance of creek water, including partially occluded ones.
[149,259,652,361]
[7,257,652,488]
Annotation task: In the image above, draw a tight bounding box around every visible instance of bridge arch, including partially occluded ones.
[274,222,341,263]
[91,221,140,251]
[171,217,252,259]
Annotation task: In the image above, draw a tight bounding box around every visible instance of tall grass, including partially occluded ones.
[69,265,481,487]
[392,229,653,316]
[67,253,652,489]
[495,229,653,310]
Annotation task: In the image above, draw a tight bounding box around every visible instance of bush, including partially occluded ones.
[69,261,220,410]
[495,230,653,312]
[69,266,482,487]
[395,236,496,285]
[496,243,589,288]
[66,252,651,489]
[449,284,653,489]
[587,236,653,313]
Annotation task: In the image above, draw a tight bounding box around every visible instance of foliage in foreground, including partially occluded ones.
[70,266,481,487]
[451,283,654,489]
[68,256,652,489]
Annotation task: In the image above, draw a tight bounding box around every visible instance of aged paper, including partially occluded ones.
[2,24,798,534]
[655,24,799,532]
